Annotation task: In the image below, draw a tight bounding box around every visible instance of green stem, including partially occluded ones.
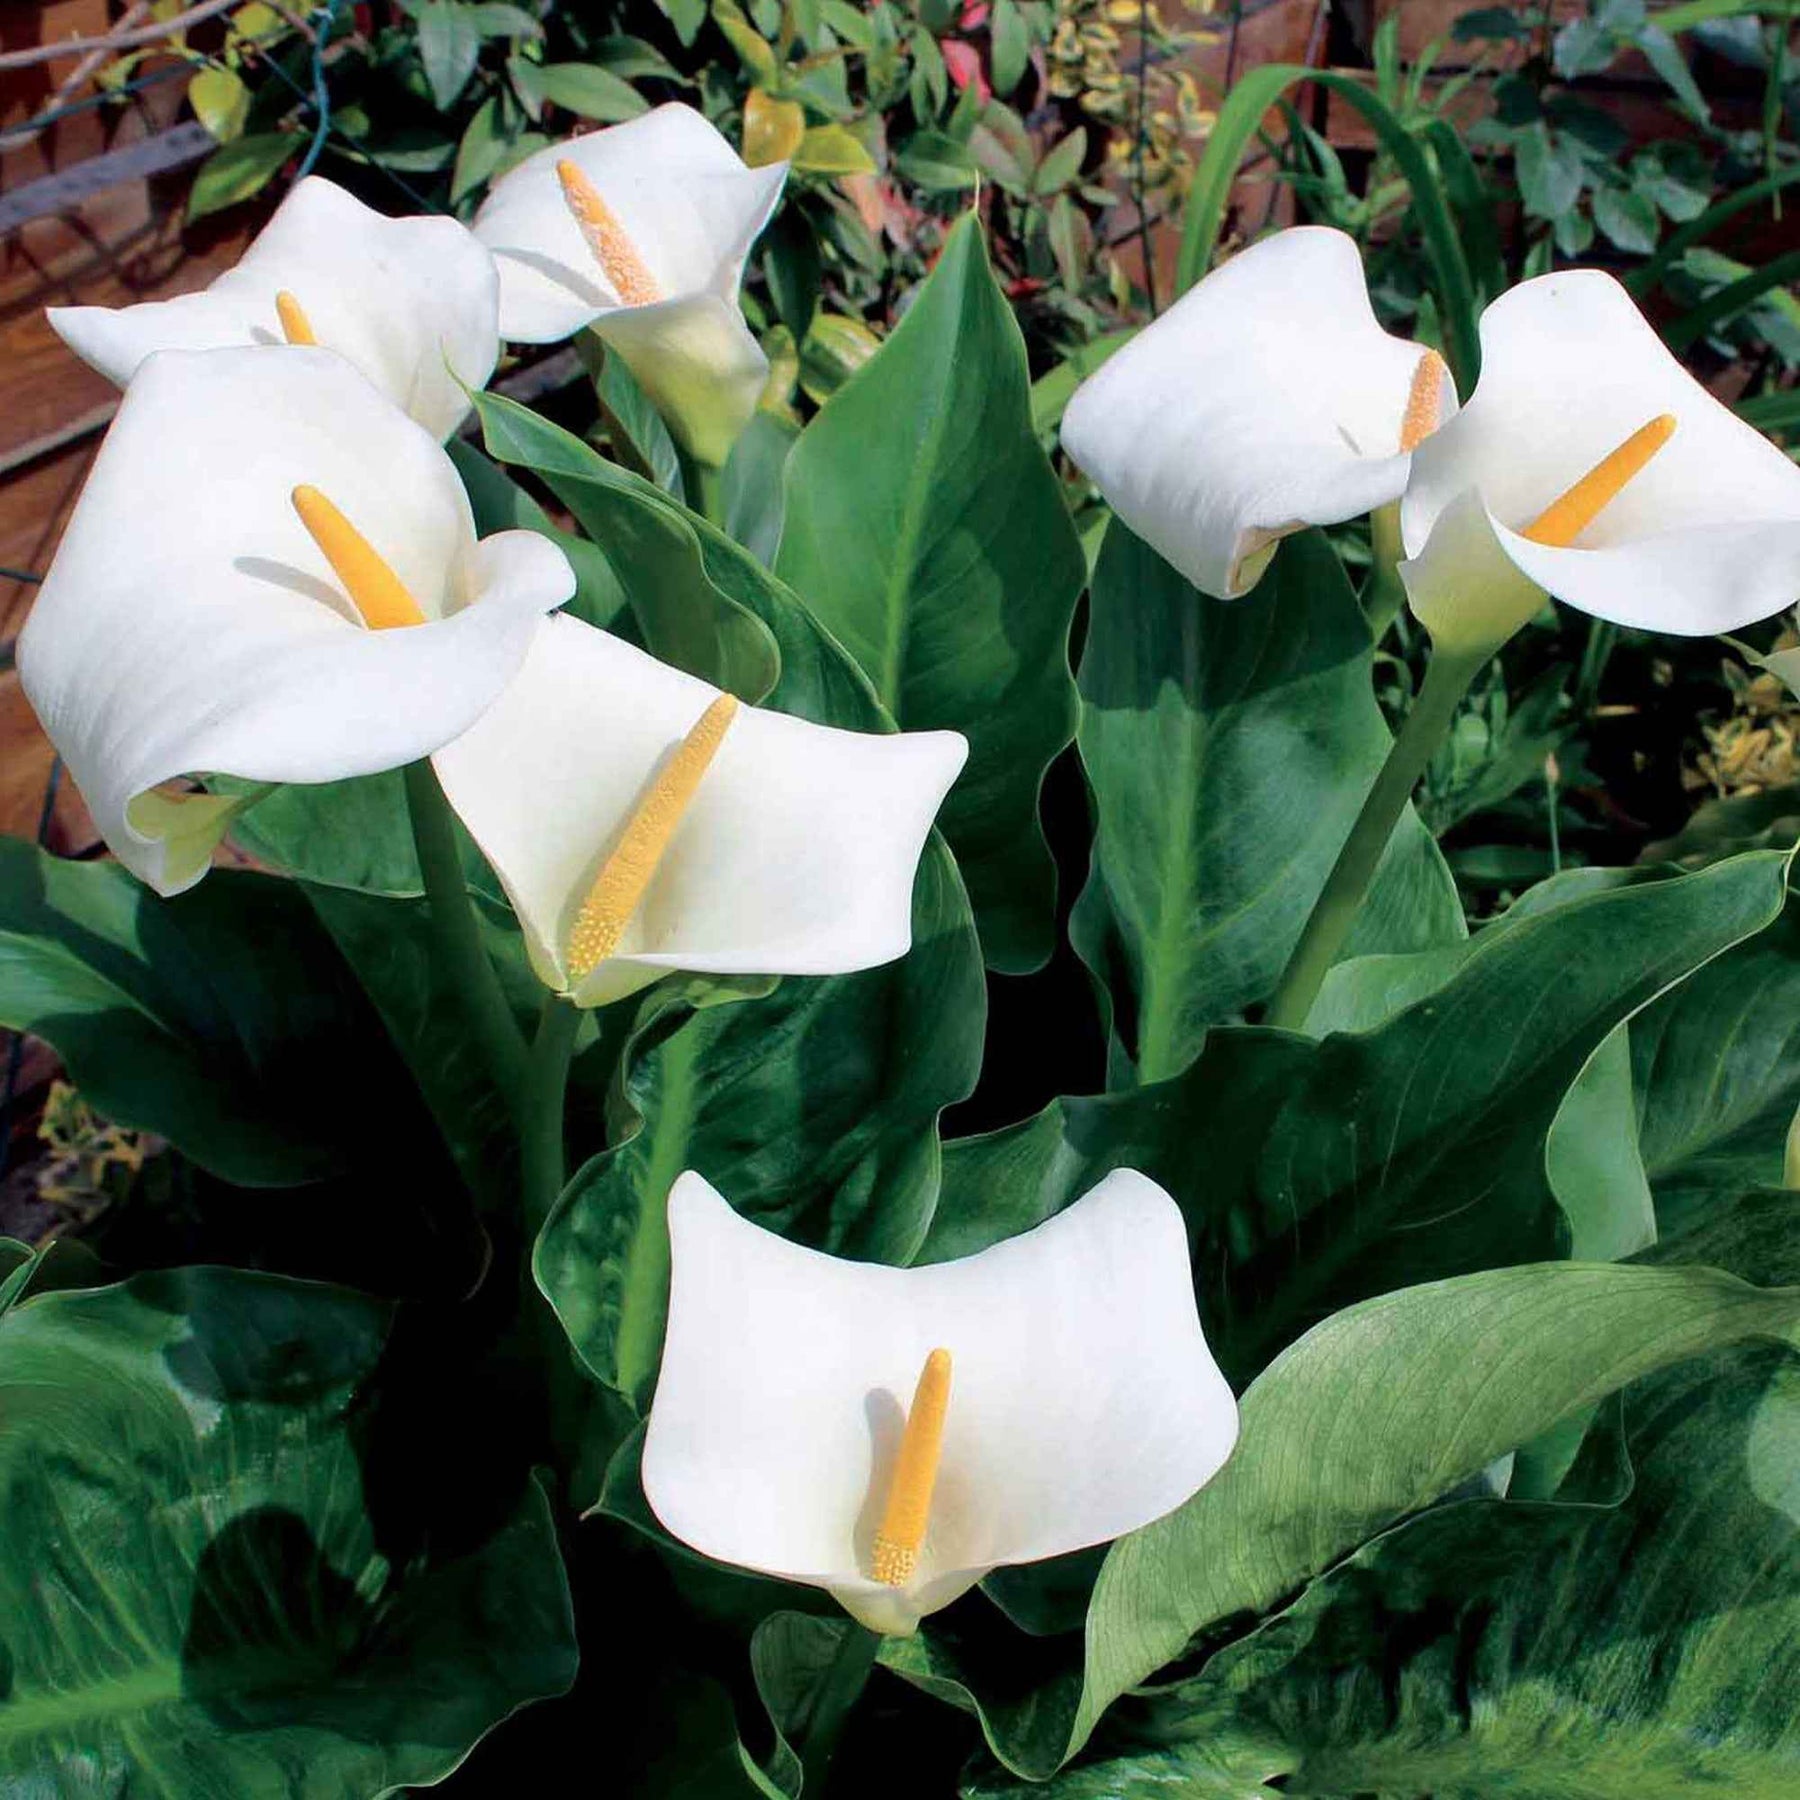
[1263,646,1485,1033]
[1363,502,1406,644]
[798,1623,881,1797]
[521,995,580,1245]
[404,759,529,1120]
[676,446,727,529]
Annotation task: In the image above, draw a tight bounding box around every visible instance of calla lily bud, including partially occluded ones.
[17,347,573,896]
[430,614,967,1008]
[1401,271,1800,650]
[472,104,786,467]
[642,1169,1239,1636]
[1061,226,1454,598]
[47,177,500,441]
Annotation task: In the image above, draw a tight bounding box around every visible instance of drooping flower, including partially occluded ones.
[1060,226,1454,598]
[471,104,786,465]
[430,613,966,1008]
[47,176,499,440]
[1400,270,1800,658]
[17,347,572,896]
[641,1168,1238,1636]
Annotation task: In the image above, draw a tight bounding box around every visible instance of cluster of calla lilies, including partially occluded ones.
[16,100,1800,1648]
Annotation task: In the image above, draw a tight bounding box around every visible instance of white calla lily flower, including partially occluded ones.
[431,613,966,1008]
[642,1168,1238,1637]
[17,347,572,897]
[46,176,499,440]
[471,104,786,465]
[1401,270,1800,656]
[1060,226,1454,598]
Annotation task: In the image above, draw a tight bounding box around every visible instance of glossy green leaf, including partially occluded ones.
[0,1267,575,1792]
[417,0,482,110]
[186,133,294,223]
[1018,1343,1800,1796]
[518,61,650,122]
[1071,525,1464,1084]
[721,409,800,570]
[1633,895,1800,1237]
[933,853,1789,1390]
[0,838,421,1187]
[776,213,1085,971]
[1069,1261,1800,1768]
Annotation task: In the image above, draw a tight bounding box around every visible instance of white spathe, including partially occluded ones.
[1401,269,1800,654]
[642,1169,1240,1636]
[17,346,572,896]
[431,612,967,1008]
[472,103,786,464]
[47,176,499,440]
[1060,226,1450,599]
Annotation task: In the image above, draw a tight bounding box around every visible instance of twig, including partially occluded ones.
[0,0,240,71]
[0,1,152,152]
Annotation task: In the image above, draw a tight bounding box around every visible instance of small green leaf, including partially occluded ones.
[185,132,292,222]
[1595,182,1660,252]
[416,0,482,110]
[515,60,648,121]
[989,0,1029,96]
[188,65,249,142]
[895,127,980,190]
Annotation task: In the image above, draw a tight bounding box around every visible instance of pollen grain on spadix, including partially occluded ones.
[565,692,739,982]
[1524,413,1678,549]
[871,1348,952,1587]
[556,160,663,308]
[290,486,428,631]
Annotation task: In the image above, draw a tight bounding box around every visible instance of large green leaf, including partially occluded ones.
[1071,524,1463,1084]
[0,1267,575,1793]
[0,839,424,1187]
[1069,1263,1800,1766]
[931,853,1788,1383]
[1007,1341,1800,1796]
[1633,895,1800,1237]
[775,213,1085,972]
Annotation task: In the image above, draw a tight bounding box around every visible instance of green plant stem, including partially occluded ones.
[521,995,580,1245]
[798,1624,881,1797]
[676,446,727,529]
[1264,645,1485,1033]
[403,759,529,1121]
[1364,502,1406,643]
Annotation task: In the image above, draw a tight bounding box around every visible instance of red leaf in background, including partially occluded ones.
[942,38,990,102]
[960,1,990,27]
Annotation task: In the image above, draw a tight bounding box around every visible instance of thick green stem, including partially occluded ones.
[798,1623,881,1797]
[521,995,580,1245]
[404,760,529,1120]
[676,446,727,529]
[1363,501,1407,644]
[1263,646,1485,1033]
